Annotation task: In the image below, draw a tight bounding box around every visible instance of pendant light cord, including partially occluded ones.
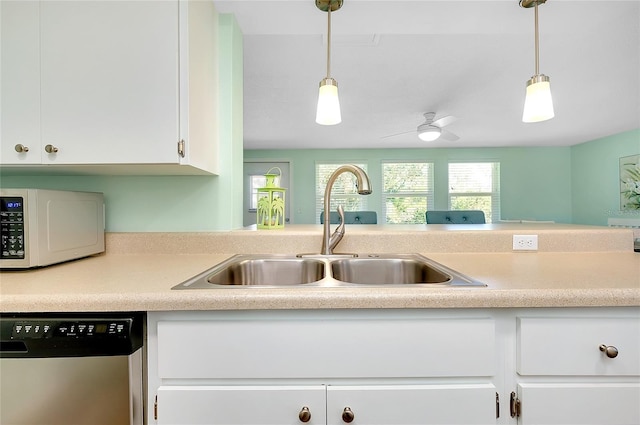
[534,2,540,75]
[326,4,332,78]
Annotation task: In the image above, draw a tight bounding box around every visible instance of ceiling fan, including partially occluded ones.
[383,112,459,142]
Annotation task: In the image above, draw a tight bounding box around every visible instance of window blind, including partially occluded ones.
[382,161,434,224]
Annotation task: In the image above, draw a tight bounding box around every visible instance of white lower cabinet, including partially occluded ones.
[513,314,640,425]
[148,310,498,425]
[147,308,640,425]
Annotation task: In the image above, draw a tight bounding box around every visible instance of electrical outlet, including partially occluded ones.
[513,234,538,251]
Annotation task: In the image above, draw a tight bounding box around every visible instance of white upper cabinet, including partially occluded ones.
[1,1,41,165]
[1,0,218,175]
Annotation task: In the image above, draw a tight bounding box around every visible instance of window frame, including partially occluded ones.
[447,161,501,223]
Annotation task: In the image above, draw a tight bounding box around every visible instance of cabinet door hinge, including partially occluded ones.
[496,392,500,418]
[510,391,521,418]
[178,139,185,158]
[154,395,158,420]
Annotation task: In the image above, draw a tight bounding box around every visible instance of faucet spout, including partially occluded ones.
[321,165,372,255]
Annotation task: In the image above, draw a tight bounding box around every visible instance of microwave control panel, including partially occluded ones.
[0,197,25,260]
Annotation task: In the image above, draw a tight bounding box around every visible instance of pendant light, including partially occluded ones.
[521,0,554,123]
[315,0,343,125]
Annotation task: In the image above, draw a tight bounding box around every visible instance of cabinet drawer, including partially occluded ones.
[157,317,495,379]
[517,317,640,376]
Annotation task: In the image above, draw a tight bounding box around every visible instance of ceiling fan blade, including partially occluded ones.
[432,115,457,128]
[440,129,460,142]
[381,129,415,139]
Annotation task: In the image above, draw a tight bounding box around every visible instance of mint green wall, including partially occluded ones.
[0,14,244,232]
[571,129,640,225]
[245,146,574,224]
[216,14,244,231]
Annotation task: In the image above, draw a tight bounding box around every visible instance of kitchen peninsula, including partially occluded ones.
[2,224,639,425]
[1,223,638,312]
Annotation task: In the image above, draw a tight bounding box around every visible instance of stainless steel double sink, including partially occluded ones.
[172,254,486,289]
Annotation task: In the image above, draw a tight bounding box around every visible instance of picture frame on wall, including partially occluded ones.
[620,154,640,210]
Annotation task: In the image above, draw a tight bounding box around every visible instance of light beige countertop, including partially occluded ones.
[1,225,639,312]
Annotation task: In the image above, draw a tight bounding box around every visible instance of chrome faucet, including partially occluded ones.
[321,165,372,255]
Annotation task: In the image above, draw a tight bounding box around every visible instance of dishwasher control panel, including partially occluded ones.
[10,320,129,339]
[0,313,144,358]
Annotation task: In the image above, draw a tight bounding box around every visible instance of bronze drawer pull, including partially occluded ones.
[599,344,619,358]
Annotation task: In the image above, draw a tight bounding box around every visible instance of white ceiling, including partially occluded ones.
[212,0,640,150]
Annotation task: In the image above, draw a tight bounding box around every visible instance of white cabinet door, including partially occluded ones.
[39,1,179,165]
[0,1,41,164]
[326,385,497,425]
[156,386,326,425]
[517,383,640,425]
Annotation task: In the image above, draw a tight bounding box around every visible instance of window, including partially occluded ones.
[315,163,368,223]
[448,162,500,222]
[248,175,267,210]
[382,161,434,224]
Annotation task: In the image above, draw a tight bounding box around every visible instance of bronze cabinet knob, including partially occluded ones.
[298,406,311,423]
[599,344,619,358]
[14,144,29,153]
[341,407,355,423]
[44,144,59,153]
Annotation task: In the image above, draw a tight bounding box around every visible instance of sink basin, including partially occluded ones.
[331,257,450,285]
[172,253,485,289]
[173,256,326,288]
[329,254,485,286]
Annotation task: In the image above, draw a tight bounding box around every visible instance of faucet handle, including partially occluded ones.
[328,205,345,251]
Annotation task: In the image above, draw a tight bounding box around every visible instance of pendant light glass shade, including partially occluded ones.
[316,78,341,125]
[522,74,554,122]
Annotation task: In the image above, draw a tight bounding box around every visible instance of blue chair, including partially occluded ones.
[320,211,377,224]
[426,210,486,224]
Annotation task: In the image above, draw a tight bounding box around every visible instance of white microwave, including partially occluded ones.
[0,189,105,268]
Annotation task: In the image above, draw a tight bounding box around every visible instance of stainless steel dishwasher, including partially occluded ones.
[0,312,145,425]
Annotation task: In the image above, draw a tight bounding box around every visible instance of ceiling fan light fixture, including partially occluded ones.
[522,74,554,123]
[521,0,554,123]
[315,0,343,126]
[417,124,441,142]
